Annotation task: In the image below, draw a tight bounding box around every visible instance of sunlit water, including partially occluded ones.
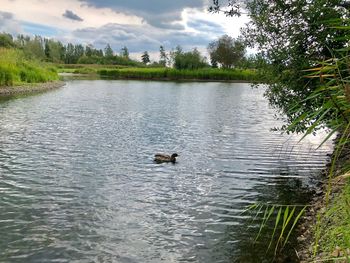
[0,80,333,262]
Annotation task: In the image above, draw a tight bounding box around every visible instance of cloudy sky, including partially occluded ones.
[0,0,249,59]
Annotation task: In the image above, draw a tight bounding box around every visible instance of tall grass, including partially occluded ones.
[0,48,58,86]
[244,203,307,257]
[98,67,258,81]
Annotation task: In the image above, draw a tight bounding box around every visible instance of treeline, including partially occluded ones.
[0,33,143,66]
[0,32,261,70]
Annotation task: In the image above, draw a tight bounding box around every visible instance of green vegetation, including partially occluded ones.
[98,67,258,81]
[315,179,350,260]
[172,47,209,70]
[211,0,350,133]
[141,51,150,65]
[211,0,350,259]
[1,32,257,82]
[55,64,128,75]
[1,33,145,67]
[208,35,245,68]
[245,203,307,256]
[0,48,58,86]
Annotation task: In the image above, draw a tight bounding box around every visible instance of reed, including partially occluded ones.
[244,203,307,256]
[284,22,350,259]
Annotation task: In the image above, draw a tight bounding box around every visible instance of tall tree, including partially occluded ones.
[121,46,129,59]
[104,44,114,58]
[85,45,93,57]
[74,44,84,62]
[0,33,15,48]
[159,45,168,67]
[141,51,150,64]
[210,0,350,132]
[65,43,75,64]
[207,35,245,68]
[43,39,65,63]
[44,39,51,60]
[25,36,45,60]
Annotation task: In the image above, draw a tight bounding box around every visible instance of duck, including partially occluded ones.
[154,153,178,163]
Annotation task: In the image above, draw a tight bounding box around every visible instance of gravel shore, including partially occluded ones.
[0,81,65,96]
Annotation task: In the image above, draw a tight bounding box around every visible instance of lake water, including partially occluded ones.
[0,80,333,262]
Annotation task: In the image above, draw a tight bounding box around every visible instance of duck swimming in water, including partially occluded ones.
[154,153,178,163]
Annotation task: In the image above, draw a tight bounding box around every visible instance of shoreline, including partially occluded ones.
[100,76,256,83]
[297,134,350,261]
[0,81,66,97]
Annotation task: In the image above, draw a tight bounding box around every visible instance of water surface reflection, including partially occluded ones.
[0,80,332,262]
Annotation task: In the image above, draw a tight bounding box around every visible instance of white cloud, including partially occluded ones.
[0,0,252,58]
[182,8,250,38]
[0,0,143,30]
[0,11,23,34]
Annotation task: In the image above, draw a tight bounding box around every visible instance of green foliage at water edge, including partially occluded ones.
[0,48,58,86]
[315,179,350,260]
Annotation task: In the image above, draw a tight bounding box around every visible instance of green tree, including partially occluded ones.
[43,39,65,63]
[169,45,183,66]
[44,39,51,60]
[207,35,245,68]
[141,51,150,64]
[104,44,114,58]
[65,43,75,64]
[74,44,84,63]
[15,34,29,48]
[24,36,45,60]
[173,48,208,70]
[85,45,93,57]
[210,0,350,132]
[121,46,129,59]
[0,33,15,48]
[159,45,168,67]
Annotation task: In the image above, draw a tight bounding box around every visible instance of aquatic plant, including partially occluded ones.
[244,203,307,256]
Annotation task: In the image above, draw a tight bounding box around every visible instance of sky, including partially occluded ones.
[0,0,249,60]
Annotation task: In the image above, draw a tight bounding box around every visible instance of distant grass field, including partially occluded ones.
[56,64,259,82]
[56,64,129,74]
[98,67,259,81]
[0,48,58,86]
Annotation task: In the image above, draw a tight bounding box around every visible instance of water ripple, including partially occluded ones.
[0,80,333,262]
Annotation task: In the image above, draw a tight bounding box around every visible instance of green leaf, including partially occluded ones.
[268,207,282,252]
[283,206,307,248]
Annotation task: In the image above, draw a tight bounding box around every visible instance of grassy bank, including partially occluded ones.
[316,178,350,260]
[297,133,350,261]
[0,48,58,86]
[98,67,258,81]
